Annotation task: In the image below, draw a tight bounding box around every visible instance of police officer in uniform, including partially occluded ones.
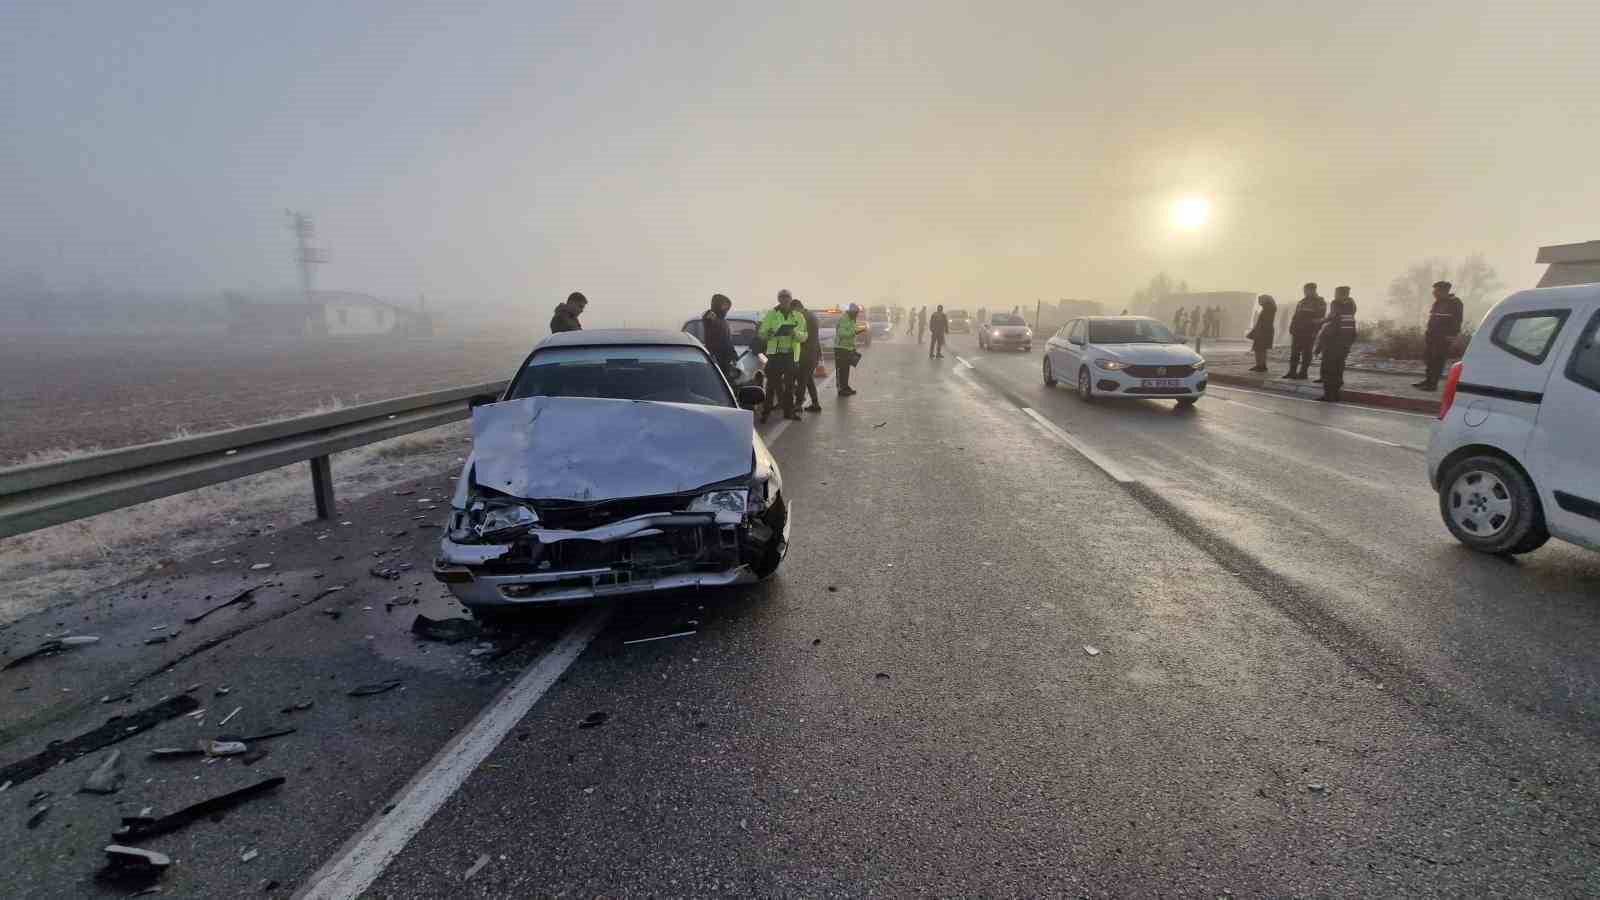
[1285,282,1325,379]
[1316,286,1358,402]
[834,303,865,396]
[1414,280,1464,391]
[757,290,807,423]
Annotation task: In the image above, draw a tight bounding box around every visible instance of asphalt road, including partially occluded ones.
[3,333,1596,897]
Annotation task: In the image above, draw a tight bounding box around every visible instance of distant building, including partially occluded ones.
[226,291,432,338]
[1536,241,1600,287]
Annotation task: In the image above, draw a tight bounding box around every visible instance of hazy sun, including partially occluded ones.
[1173,197,1211,230]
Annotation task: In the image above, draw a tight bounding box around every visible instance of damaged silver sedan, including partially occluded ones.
[433,330,789,620]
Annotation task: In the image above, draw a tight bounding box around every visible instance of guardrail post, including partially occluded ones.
[309,455,336,519]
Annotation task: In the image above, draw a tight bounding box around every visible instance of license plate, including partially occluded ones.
[1141,379,1183,389]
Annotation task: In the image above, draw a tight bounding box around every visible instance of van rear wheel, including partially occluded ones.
[1438,455,1548,555]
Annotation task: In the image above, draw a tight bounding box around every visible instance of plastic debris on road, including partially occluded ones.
[1083,645,1102,656]
[578,711,608,729]
[348,679,403,697]
[411,614,481,644]
[114,776,285,841]
[81,749,124,794]
[2,634,102,670]
[0,694,200,787]
[464,853,491,881]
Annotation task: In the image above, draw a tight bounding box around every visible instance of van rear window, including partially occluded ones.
[1491,310,1569,365]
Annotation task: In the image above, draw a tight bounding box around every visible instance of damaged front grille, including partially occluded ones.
[533,494,691,529]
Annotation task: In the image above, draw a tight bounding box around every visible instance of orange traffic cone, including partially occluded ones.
[815,363,828,379]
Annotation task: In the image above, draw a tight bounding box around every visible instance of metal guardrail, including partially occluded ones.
[0,381,508,539]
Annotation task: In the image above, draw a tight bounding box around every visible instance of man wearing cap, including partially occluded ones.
[757,290,807,423]
[1285,282,1326,379]
[550,292,586,333]
[834,304,866,396]
[1415,280,1464,391]
[1315,286,1359,402]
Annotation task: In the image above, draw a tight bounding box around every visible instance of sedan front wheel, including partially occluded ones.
[1077,367,1093,402]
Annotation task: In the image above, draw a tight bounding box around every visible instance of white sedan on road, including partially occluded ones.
[1043,316,1207,407]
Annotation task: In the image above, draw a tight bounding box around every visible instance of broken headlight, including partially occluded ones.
[450,500,539,542]
[688,489,748,516]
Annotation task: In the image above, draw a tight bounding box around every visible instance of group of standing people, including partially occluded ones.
[1246,282,1359,402]
[748,290,867,424]
[1173,305,1224,338]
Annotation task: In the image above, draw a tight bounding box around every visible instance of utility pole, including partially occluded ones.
[286,211,327,304]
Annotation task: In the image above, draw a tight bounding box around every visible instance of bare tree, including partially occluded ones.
[1453,253,1504,323]
[1387,258,1453,326]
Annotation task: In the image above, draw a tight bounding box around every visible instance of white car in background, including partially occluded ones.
[1043,316,1207,407]
[1427,284,1600,555]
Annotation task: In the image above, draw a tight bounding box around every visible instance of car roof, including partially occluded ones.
[1082,315,1158,321]
[1489,284,1600,316]
[537,328,703,350]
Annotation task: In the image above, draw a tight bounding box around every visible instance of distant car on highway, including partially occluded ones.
[435,329,790,620]
[1427,284,1600,555]
[866,306,892,341]
[1043,316,1206,407]
[946,309,972,334]
[977,313,1033,351]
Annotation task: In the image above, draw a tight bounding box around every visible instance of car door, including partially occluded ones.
[1066,319,1088,370]
[1532,301,1600,548]
[1048,320,1075,372]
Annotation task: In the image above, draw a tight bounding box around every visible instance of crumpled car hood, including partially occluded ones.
[467,396,754,503]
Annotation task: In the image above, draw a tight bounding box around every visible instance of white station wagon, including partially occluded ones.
[1427,284,1600,554]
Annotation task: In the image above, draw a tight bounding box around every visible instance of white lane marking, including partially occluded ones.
[1209,393,1423,451]
[1019,407,1135,484]
[760,418,792,444]
[296,607,611,900]
[1207,384,1434,419]
[302,419,799,898]
[954,355,975,370]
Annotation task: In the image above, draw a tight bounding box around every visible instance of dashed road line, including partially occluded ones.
[1019,407,1136,483]
[954,355,976,370]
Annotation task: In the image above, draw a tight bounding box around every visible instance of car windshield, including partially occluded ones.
[949,310,969,319]
[1087,319,1178,344]
[727,319,759,347]
[508,346,734,407]
[991,314,1025,326]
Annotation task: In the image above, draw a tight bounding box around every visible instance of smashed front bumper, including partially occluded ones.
[433,507,788,608]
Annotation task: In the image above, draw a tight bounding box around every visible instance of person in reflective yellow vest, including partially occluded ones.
[833,304,866,396]
[757,289,808,422]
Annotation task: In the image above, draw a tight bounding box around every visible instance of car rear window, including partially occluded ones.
[509,346,734,407]
[1491,310,1569,365]
[1566,310,1600,393]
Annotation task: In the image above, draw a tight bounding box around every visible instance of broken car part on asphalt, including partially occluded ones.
[1,634,101,670]
[114,776,285,841]
[0,694,200,787]
[183,583,270,624]
[410,614,481,644]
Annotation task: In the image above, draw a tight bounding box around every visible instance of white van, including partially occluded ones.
[1426,284,1600,554]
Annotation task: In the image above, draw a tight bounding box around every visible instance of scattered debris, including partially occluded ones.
[250,563,273,571]
[321,609,342,620]
[312,585,346,602]
[369,565,401,581]
[463,853,491,881]
[811,638,822,646]
[578,712,608,729]
[214,686,231,697]
[622,631,696,645]
[875,672,891,681]
[241,849,259,863]
[101,692,132,704]
[873,421,887,428]
[2,634,101,670]
[99,845,172,887]
[149,747,206,761]
[1083,645,1102,657]
[393,489,415,496]
[81,749,125,794]
[28,789,51,807]
[144,635,172,645]
[1307,783,1327,793]
[411,614,481,644]
[114,776,285,841]
[232,727,295,743]
[218,707,242,727]
[203,740,248,757]
[26,804,50,829]
[826,586,838,593]
[240,748,270,766]
[0,694,200,787]
[185,584,267,624]
[348,679,403,698]
[281,700,314,714]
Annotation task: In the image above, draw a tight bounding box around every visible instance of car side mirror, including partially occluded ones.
[468,393,499,409]
[737,384,766,409]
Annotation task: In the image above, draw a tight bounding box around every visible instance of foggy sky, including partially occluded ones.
[3,0,1596,327]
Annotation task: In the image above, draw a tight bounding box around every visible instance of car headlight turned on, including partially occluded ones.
[689,489,749,524]
[1093,358,1125,371]
[1191,360,1206,371]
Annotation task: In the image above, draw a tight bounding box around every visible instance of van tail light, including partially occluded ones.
[1439,361,1464,420]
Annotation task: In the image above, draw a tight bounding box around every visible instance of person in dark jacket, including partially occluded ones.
[701,293,737,375]
[928,305,949,358]
[1414,280,1464,391]
[1316,286,1359,401]
[1285,282,1326,379]
[550,292,586,333]
[1245,295,1277,371]
[791,299,823,412]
